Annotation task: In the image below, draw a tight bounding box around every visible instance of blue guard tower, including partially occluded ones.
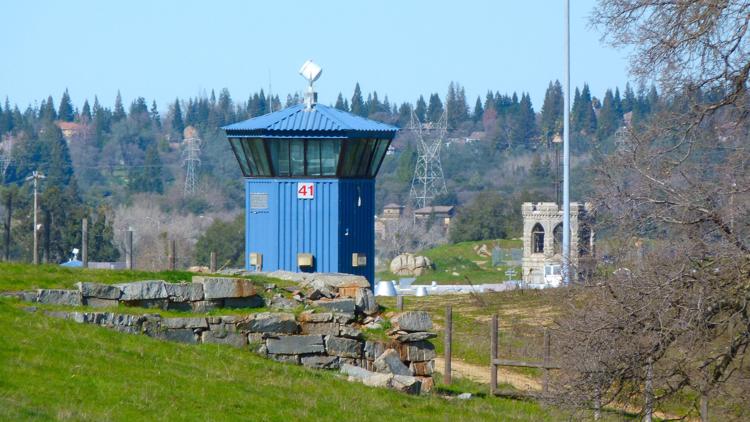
[222,61,398,286]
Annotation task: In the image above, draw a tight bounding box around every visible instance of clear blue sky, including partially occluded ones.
[1,0,630,113]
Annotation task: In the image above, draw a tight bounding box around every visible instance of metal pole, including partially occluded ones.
[82,218,88,268]
[33,177,38,265]
[396,295,404,311]
[543,328,551,394]
[444,305,452,385]
[562,0,572,285]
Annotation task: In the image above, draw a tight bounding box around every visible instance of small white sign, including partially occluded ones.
[297,182,314,199]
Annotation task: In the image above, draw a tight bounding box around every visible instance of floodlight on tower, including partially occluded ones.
[299,60,322,110]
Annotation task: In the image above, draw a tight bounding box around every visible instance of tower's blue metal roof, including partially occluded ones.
[222,103,398,139]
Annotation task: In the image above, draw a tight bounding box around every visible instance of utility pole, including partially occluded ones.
[25,171,45,265]
[562,0,571,286]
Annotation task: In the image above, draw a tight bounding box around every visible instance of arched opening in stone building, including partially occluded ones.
[553,223,563,255]
[532,223,545,253]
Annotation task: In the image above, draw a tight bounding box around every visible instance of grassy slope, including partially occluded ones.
[378,239,523,285]
[0,300,560,422]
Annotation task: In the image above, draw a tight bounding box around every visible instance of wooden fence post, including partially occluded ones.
[396,295,404,311]
[125,230,133,270]
[81,218,88,268]
[490,314,498,395]
[209,251,217,273]
[444,305,452,385]
[543,328,551,394]
[700,393,709,422]
[169,239,176,270]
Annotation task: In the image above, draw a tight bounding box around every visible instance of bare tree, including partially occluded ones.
[553,1,750,419]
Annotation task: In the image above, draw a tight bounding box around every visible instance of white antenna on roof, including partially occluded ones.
[299,60,322,110]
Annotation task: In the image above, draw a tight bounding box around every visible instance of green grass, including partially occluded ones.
[0,262,284,292]
[0,298,567,421]
[378,239,523,285]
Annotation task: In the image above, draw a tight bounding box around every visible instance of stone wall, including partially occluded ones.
[15,276,436,395]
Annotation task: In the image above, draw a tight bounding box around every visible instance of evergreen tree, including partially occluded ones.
[80,99,92,123]
[368,91,381,116]
[57,89,74,122]
[258,89,268,115]
[622,82,635,113]
[511,93,536,148]
[397,103,412,127]
[217,88,234,125]
[150,100,161,128]
[597,89,620,140]
[426,93,444,123]
[383,95,391,115]
[415,95,427,122]
[472,96,484,122]
[572,84,596,134]
[334,93,347,111]
[446,82,469,128]
[128,143,163,193]
[613,87,623,117]
[540,80,564,141]
[39,96,57,121]
[350,83,365,117]
[2,98,13,132]
[89,208,119,261]
[171,99,184,135]
[113,91,126,122]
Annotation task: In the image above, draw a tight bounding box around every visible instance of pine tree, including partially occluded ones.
[540,80,564,141]
[89,208,119,261]
[129,143,163,193]
[613,87,623,117]
[622,83,635,113]
[350,83,365,117]
[334,93,347,111]
[112,91,126,122]
[415,95,427,122]
[398,103,412,127]
[511,93,536,148]
[39,96,57,121]
[80,100,92,123]
[580,84,597,134]
[171,99,184,135]
[368,91,381,116]
[150,100,161,128]
[472,96,484,122]
[597,89,620,140]
[426,93,444,123]
[445,82,458,127]
[57,89,74,122]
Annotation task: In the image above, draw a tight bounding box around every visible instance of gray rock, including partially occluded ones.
[223,296,264,308]
[298,311,333,323]
[333,312,356,324]
[201,330,247,348]
[269,354,300,364]
[268,271,369,290]
[457,392,472,400]
[393,311,433,332]
[237,312,299,334]
[339,325,362,339]
[364,341,386,360]
[398,341,436,361]
[374,349,413,376]
[300,322,339,336]
[167,302,192,312]
[117,280,168,301]
[313,298,356,314]
[325,336,362,358]
[164,282,204,302]
[123,299,168,310]
[266,335,325,354]
[195,276,256,299]
[162,317,208,329]
[269,296,297,310]
[191,300,223,313]
[340,363,374,380]
[82,297,119,308]
[362,373,394,388]
[392,331,437,342]
[391,375,422,395]
[154,328,197,344]
[301,355,340,369]
[355,288,379,316]
[36,289,82,306]
[76,282,121,300]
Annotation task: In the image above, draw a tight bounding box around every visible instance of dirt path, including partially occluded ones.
[433,357,541,391]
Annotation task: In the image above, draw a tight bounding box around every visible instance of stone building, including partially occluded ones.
[414,205,455,232]
[521,202,594,286]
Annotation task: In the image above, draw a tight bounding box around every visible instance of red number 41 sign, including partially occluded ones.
[297,182,314,199]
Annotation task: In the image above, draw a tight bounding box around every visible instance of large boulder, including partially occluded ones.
[164,282,204,302]
[373,349,413,376]
[76,282,121,300]
[237,312,299,334]
[201,330,247,348]
[162,317,208,329]
[301,355,340,369]
[267,271,369,290]
[313,298,355,314]
[325,336,362,358]
[355,288,379,316]
[392,311,433,332]
[266,335,325,355]
[117,280,168,301]
[390,375,422,395]
[36,289,82,306]
[194,277,256,299]
[389,253,433,276]
[397,340,436,362]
